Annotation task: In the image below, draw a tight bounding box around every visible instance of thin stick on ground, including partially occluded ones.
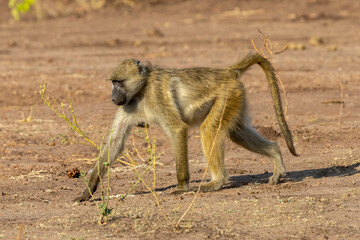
[16,224,24,240]
[338,79,344,130]
[126,134,169,223]
[114,130,158,203]
[116,158,154,200]
[175,97,228,229]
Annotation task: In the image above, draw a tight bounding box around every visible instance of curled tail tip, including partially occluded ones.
[293,152,300,157]
[290,148,300,157]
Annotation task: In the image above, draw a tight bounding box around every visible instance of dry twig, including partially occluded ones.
[251,30,289,115]
[338,79,344,130]
[126,134,169,223]
[16,224,24,240]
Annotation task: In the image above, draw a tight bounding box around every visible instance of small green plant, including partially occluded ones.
[40,82,113,224]
[122,127,169,223]
[79,140,112,224]
[39,82,209,228]
[40,82,163,225]
[99,201,112,216]
[8,0,36,21]
[40,83,98,150]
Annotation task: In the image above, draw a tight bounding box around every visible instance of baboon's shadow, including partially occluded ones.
[161,162,360,192]
[225,162,360,189]
[125,162,360,195]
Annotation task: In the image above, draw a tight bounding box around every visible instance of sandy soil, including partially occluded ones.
[1,0,360,239]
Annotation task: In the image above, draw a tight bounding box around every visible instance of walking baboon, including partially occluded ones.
[74,51,297,202]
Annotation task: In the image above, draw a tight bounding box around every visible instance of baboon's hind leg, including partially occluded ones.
[198,124,228,192]
[229,125,286,184]
[196,97,241,192]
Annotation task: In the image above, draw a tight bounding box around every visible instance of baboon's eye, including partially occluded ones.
[112,80,125,88]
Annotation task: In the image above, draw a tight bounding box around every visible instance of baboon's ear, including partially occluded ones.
[136,61,147,75]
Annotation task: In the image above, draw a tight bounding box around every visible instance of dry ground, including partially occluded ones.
[1,0,360,239]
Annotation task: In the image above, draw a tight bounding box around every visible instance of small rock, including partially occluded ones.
[46,189,55,194]
[133,40,142,47]
[8,40,17,47]
[146,27,164,37]
[288,42,306,50]
[106,38,121,47]
[326,45,338,51]
[309,36,324,46]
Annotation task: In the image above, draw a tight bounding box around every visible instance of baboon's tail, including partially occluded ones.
[226,51,298,156]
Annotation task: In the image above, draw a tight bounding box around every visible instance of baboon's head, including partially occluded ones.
[108,59,149,106]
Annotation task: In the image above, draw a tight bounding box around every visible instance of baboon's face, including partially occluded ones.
[109,59,148,106]
[111,80,127,105]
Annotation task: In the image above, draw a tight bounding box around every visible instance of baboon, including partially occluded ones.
[74,51,298,202]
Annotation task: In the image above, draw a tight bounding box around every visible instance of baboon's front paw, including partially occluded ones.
[73,190,92,202]
[171,184,189,195]
[171,189,187,195]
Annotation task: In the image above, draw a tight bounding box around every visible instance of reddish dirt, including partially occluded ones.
[1,0,360,239]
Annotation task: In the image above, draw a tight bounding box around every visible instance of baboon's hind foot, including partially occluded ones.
[269,171,287,185]
[191,179,225,192]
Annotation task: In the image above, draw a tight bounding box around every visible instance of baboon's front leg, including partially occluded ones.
[170,126,190,193]
[74,118,133,202]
